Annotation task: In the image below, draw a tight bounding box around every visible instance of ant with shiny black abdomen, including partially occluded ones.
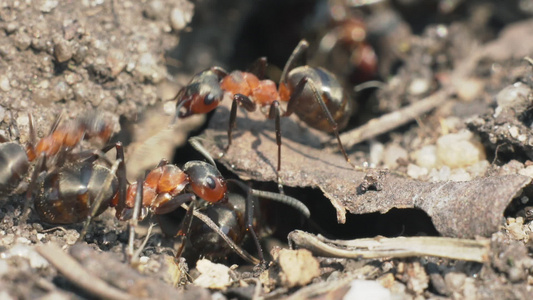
[173,40,358,187]
[0,112,117,223]
[115,138,310,264]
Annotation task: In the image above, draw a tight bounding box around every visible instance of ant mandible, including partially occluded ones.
[174,40,357,184]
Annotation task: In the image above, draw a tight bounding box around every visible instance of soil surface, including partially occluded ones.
[1,0,533,299]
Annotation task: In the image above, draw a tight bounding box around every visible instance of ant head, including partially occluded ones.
[177,69,225,117]
[183,161,227,203]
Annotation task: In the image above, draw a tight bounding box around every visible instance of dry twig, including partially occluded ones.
[288,230,490,262]
[335,89,450,149]
[36,244,135,300]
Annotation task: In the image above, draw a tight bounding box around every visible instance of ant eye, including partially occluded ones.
[205,176,216,189]
[204,93,216,105]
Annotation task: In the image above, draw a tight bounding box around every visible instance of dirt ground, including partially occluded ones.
[1,0,533,299]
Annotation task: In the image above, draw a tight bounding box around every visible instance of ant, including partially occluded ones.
[0,111,116,223]
[115,138,310,264]
[174,40,358,186]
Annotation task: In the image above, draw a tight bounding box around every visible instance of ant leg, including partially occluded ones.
[247,57,268,79]
[19,154,46,224]
[267,101,285,193]
[127,176,144,263]
[26,114,37,160]
[47,112,64,135]
[173,194,196,258]
[172,88,190,124]
[280,40,309,85]
[187,203,260,264]
[78,158,122,241]
[227,94,257,151]
[227,180,265,263]
[152,193,196,215]
[286,77,357,169]
[189,136,216,166]
[101,142,127,215]
[156,159,168,167]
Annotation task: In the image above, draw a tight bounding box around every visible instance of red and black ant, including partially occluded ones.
[114,138,310,264]
[0,112,116,223]
[174,40,357,185]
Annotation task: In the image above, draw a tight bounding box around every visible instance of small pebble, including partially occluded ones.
[383,144,408,168]
[455,78,483,102]
[343,280,391,300]
[53,36,73,63]
[408,77,431,96]
[16,115,29,126]
[444,272,466,291]
[193,259,232,290]
[495,82,531,117]
[170,2,194,32]
[413,145,438,168]
[14,32,32,50]
[407,164,428,179]
[437,130,486,168]
[0,76,11,92]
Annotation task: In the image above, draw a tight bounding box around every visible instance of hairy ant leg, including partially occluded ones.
[247,57,268,79]
[227,93,257,150]
[20,154,46,223]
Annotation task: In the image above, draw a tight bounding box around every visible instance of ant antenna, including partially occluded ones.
[353,80,386,93]
[227,179,310,218]
[280,40,309,85]
[188,136,217,166]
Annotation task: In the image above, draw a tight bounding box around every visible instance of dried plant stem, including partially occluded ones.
[289,230,490,262]
[36,244,134,300]
[337,89,450,149]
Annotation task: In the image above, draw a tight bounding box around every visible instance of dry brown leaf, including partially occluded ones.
[203,100,531,238]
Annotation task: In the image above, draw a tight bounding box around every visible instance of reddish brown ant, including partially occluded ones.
[116,138,310,264]
[174,40,358,186]
[0,112,116,223]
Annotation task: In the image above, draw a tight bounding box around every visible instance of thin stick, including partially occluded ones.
[131,223,156,264]
[36,244,132,300]
[336,89,450,150]
[127,176,144,263]
[288,230,490,262]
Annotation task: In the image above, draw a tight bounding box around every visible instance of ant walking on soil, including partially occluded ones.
[173,40,358,186]
[0,112,116,223]
[114,138,310,264]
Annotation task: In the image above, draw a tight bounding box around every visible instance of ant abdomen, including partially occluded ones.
[284,66,353,132]
[0,143,30,195]
[34,162,118,224]
[187,192,253,260]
